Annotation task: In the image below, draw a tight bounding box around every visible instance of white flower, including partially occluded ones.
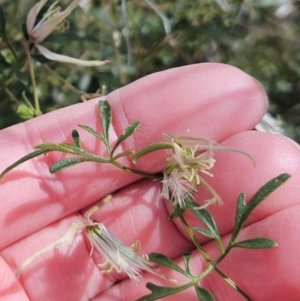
[17,195,174,282]
[26,0,109,66]
[86,223,166,281]
[161,134,253,209]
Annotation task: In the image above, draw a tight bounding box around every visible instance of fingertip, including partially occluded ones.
[107,63,268,144]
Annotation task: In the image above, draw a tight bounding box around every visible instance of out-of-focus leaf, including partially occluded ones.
[0,52,10,67]
[15,70,29,86]
[17,103,35,119]
[0,5,6,37]
[31,54,53,63]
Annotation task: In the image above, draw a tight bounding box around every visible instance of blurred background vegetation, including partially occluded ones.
[0,0,299,141]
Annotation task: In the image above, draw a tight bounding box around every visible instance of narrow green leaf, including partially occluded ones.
[35,143,108,163]
[78,124,105,143]
[58,144,108,162]
[195,286,216,301]
[98,100,112,151]
[72,130,81,148]
[132,142,173,163]
[232,174,290,242]
[182,252,192,274]
[0,5,6,37]
[15,70,29,86]
[35,143,77,154]
[233,238,277,249]
[49,157,86,173]
[148,253,187,275]
[135,282,191,301]
[188,203,220,241]
[245,173,290,218]
[193,226,216,239]
[0,149,49,180]
[231,193,247,242]
[111,121,140,155]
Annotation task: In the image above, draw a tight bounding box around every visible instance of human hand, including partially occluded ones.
[0,63,299,301]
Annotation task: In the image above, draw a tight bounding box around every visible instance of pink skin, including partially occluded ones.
[0,63,299,301]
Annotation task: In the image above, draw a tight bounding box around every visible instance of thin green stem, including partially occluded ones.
[4,86,19,104]
[25,42,41,116]
[179,215,212,263]
[110,159,162,179]
[3,35,18,61]
[179,214,252,300]
[213,266,252,301]
[214,244,233,265]
[42,64,86,97]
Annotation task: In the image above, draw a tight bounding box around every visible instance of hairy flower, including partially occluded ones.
[161,135,219,208]
[161,134,252,209]
[26,0,109,66]
[17,195,174,282]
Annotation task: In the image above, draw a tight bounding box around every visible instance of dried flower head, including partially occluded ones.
[161,134,253,209]
[26,0,109,66]
[17,195,175,282]
[161,134,220,208]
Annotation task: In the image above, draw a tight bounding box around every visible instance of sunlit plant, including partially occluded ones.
[0,99,290,301]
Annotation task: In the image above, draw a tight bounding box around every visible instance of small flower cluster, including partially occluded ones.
[161,134,252,209]
[161,135,221,209]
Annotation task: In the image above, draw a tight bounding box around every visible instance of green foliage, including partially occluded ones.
[231,173,290,243]
[0,100,158,179]
[0,0,299,140]
[0,5,7,38]
[137,174,290,301]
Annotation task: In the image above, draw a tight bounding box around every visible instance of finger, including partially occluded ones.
[0,63,267,248]
[1,180,191,300]
[0,257,30,301]
[96,205,300,301]
[2,130,298,300]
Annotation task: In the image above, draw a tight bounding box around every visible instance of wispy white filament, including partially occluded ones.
[17,195,174,282]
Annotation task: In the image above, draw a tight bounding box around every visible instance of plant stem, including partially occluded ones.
[43,64,86,97]
[4,86,19,104]
[3,35,18,61]
[213,266,252,301]
[25,42,41,116]
[179,215,212,263]
[179,215,252,300]
[110,159,162,179]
